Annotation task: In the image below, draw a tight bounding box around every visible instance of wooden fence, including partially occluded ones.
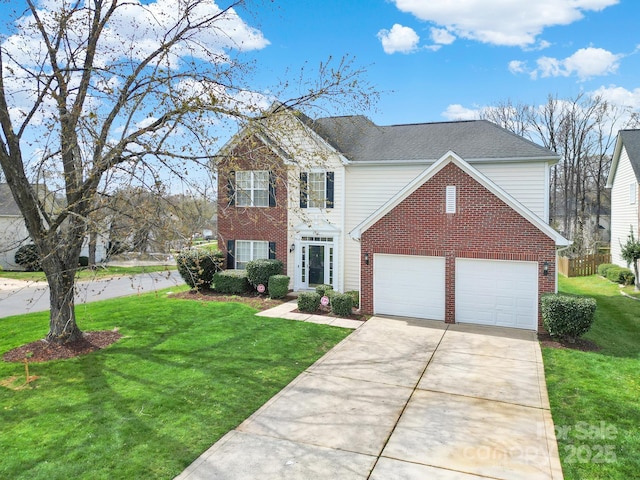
[558,253,611,277]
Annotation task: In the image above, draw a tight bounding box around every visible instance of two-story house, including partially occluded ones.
[217,108,569,332]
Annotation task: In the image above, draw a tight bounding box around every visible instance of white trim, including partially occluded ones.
[349,151,570,246]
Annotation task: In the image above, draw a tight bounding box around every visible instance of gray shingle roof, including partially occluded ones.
[619,129,640,181]
[303,116,558,163]
[0,183,21,216]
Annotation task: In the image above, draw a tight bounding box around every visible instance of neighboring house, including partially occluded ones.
[0,183,108,270]
[607,129,640,268]
[216,109,570,332]
[0,183,31,270]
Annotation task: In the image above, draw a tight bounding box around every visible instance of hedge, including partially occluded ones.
[344,290,360,308]
[15,244,42,272]
[268,275,290,299]
[605,266,635,286]
[212,270,250,294]
[541,294,597,341]
[176,249,224,290]
[246,259,283,289]
[315,284,334,297]
[330,293,353,317]
[297,292,321,312]
[597,263,617,277]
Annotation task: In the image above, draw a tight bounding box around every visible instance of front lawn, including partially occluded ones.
[0,264,174,282]
[543,275,640,479]
[0,291,350,479]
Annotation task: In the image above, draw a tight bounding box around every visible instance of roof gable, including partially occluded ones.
[350,152,569,246]
[0,184,21,216]
[607,129,640,187]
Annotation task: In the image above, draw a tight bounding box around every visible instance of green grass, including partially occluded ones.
[0,264,175,282]
[0,292,350,479]
[543,275,640,479]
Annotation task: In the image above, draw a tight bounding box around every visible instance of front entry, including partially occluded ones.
[297,236,335,290]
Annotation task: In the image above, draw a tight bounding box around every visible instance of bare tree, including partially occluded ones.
[0,0,374,343]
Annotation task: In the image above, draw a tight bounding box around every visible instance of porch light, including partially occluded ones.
[290,243,295,252]
[364,253,369,265]
[543,261,549,276]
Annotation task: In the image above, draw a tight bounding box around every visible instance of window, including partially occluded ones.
[300,171,334,208]
[235,240,269,269]
[631,183,637,205]
[236,170,269,207]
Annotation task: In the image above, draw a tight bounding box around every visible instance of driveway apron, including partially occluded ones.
[176,316,563,480]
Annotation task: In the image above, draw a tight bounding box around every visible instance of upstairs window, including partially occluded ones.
[300,171,334,209]
[630,183,637,205]
[228,170,276,207]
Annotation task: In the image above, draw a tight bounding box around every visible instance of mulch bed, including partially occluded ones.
[3,330,122,363]
[170,288,296,310]
[538,333,600,352]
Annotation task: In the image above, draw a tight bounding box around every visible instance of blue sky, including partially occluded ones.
[238,0,639,126]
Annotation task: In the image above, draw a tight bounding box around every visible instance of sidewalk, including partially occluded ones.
[176,309,563,480]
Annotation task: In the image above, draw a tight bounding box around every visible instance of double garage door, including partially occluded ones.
[373,254,538,330]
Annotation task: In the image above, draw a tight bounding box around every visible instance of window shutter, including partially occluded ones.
[269,171,276,207]
[226,240,235,269]
[268,242,276,259]
[300,172,308,208]
[227,171,236,206]
[326,172,334,208]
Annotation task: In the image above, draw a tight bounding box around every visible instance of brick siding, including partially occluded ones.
[217,135,289,270]
[360,162,556,331]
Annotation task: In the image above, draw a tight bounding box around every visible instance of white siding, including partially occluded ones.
[610,146,639,267]
[475,162,548,220]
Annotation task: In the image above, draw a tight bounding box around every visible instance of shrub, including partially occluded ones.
[297,292,321,312]
[268,275,290,299]
[176,249,224,290]
[330,293,354,317]
[345,290,360,308]
[78,256,89,267]
[541,294,597,342]
[604,266,635,285]
[315,284,334,297]
[246,259,283,290]
[15,244,42,272]
[212,270,250,294]
[597,263,617,277]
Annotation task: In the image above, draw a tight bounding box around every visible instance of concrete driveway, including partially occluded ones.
[176,316,563,480]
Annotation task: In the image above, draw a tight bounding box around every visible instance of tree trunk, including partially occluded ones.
[40,240,83,344]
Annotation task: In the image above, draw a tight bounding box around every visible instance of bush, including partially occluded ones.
[78,256,89,267]
[14,244,42,271]
[176,249,224,290]
[315,284,334,297]
[597,263,617,277]
[604,266,635,285]
[246,259,283,290]
[267,275,290,299]
[212,270,250,294]
[345,290,360,308]
[541,294,597,341]
[330,293,354,317]
[297,292,321,312]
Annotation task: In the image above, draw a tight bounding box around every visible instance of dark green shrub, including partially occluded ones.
[78,256,89,267]
[15,244,42,271]
[176,249,224,290]
[541,294,597,341]
[315,284,334,297]
[345,290,360,308]
[246,259,283,289]
[268,275,290,299]
[297,292,321,312]
[212,270,250,294]
[330,293,353,317]
[620,269,636,286]
[597,263,617,277]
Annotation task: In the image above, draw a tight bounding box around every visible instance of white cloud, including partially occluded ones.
[528,47,622,80]
[442,104,481,120]
[430,27,455,45]
[591,85,640,109]
[392,0,618,47]
[508,60,527,74]
[377,24,420,54]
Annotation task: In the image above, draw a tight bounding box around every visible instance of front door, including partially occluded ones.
[298,238,334,290]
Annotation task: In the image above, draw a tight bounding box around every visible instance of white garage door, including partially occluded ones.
[374,254,445,320]
[456,258,538,330]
